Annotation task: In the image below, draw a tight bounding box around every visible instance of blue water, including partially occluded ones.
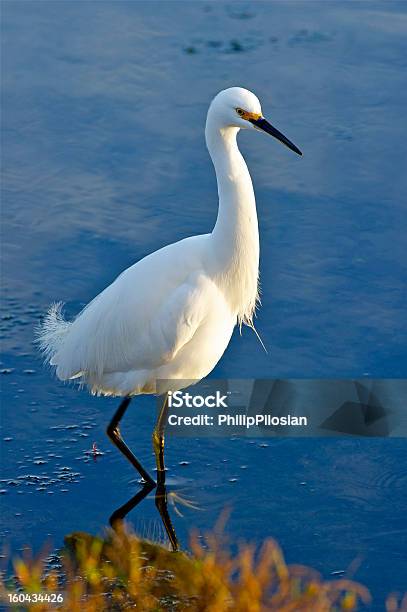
[1,1,406,608]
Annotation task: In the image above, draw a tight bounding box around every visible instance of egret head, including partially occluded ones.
[209,87,302,156]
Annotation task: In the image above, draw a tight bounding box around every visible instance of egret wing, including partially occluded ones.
[49,270,214,381]
[149,274,213,365]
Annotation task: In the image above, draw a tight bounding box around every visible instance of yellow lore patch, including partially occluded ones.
[236,108,262,121]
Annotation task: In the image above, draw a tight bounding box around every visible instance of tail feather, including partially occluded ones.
[35,302,71,365]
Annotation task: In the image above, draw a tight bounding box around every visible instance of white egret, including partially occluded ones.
[37,87,302,487]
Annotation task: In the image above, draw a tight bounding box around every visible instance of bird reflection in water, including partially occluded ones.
[109,482,198,552]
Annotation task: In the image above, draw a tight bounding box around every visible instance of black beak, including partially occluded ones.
[249,117,302,156]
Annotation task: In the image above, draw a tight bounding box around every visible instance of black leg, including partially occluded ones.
[107,397,155,485]
[152,394,169,485]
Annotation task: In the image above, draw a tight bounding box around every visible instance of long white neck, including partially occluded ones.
[205,112,260,326]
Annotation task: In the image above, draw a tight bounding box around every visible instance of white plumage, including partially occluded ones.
[37,87,301,398]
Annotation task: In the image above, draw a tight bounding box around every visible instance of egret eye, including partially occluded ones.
[236,108,245,117]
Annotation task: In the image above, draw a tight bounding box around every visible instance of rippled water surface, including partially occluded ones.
[1,1,407,607]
